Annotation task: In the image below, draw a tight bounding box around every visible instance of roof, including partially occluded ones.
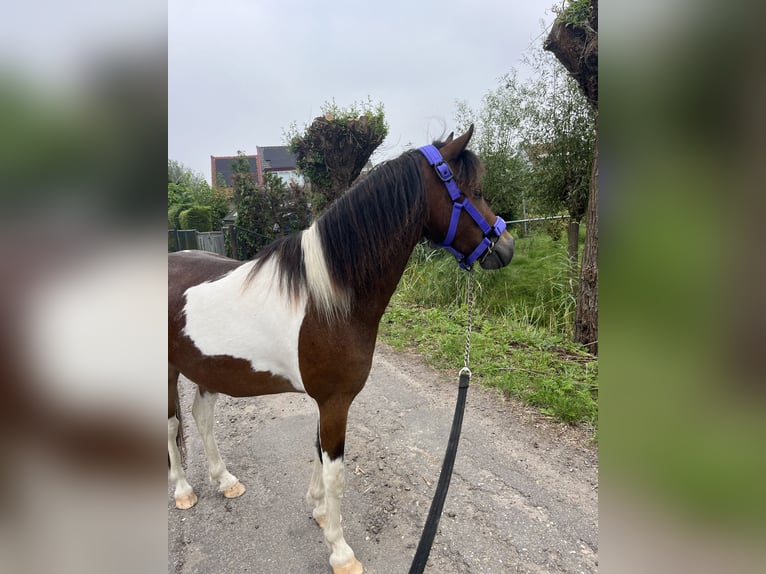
[212,155,257,187]
[258,146,297,170]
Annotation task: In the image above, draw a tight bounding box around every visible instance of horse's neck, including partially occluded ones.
[350,224,422,322]
[309,159,428,322]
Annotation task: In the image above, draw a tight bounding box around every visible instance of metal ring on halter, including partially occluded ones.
[458,366,472,377]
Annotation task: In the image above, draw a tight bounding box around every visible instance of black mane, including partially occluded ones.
[313,149,426,298]
[248,141,481,303]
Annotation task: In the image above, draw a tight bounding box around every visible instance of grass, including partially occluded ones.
[380,231,598,431]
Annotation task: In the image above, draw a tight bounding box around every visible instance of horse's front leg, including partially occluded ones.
[307,425,328,527]
[315,400,363,574]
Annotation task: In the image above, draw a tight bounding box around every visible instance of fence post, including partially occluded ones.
[227,225,239,260]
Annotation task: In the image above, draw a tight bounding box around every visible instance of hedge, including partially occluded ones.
[178,205,213,232]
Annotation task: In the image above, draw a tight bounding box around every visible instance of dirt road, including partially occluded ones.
[168,343,598,573]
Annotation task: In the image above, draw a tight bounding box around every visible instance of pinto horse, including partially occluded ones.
[168,126,514,574]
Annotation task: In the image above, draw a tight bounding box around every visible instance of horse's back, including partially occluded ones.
[169,250,244,296]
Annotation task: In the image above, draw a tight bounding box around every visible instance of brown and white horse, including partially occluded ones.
[168,126,514,574]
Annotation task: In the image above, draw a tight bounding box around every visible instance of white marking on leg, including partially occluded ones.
[301,223,350,320]
[307,452,327,525]
[182,258,307,391]
[191,388,239,493]
[168,416,196,507]
[321,451,357,569]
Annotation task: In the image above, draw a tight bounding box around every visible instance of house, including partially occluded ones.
[211,146,302,189]
[256,146,303,185]
[210,154,257,188]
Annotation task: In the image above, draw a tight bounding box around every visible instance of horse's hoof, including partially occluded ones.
[175,492,198,510]
[222,481,246,499]
[332,558,363,574]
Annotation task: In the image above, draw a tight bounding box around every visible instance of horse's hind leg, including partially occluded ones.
[168,366,197,509]
[191,387,246,499]
[315,399,363,574]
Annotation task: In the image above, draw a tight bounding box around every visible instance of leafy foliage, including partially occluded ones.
[178,205,213,232]
[167,159,229,230]
[231,151,270,259]
[556,0,592,28]
[260,172,311,236]
[230,152,311,260]
[168,202,186,229]
[454,50,595,230]
[287,98,388,216]
[521,51,595,223]
[455,74,530,221]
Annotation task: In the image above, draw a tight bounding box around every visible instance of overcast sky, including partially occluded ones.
[169,0,557,183]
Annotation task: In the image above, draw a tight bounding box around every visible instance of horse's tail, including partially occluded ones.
[175,392,187,466]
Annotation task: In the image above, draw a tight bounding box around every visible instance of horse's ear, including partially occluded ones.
[440,125,474,161]
[444,131,454,143]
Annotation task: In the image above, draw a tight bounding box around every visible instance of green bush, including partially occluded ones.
[168,203,189,229]
[178,205,213,232]
[557,0,591,27]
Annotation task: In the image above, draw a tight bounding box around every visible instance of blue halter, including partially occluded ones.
[419,145,507,270]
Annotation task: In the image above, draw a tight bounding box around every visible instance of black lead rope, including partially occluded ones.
[408,269,475,574]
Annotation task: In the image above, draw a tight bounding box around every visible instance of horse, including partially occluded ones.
[168,125,514,574]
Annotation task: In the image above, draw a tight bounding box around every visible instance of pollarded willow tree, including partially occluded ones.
[545,0,599,354]
[287,98,388,217]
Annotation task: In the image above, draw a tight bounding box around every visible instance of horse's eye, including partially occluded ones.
[474,192,483,200]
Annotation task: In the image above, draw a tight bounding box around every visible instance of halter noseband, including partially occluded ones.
[419,145,507,270]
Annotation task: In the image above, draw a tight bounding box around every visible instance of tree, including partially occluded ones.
[455,74,530,222]
[544,0,598,110]
[288,98,388,216]
[229,154,312,260]
[520,55,595,264]
[455,58,594,255]
[260,172,311,236]
[167,159,229,230]
[231,151,270,259]
[544,0,599,354]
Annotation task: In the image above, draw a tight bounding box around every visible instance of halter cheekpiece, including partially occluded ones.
[418,145,507,269]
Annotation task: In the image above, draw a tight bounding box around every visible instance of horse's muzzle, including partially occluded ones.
[479,232,514,270]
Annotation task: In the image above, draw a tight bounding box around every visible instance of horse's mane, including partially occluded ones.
[246,140,482,315]
[312,150,426,300]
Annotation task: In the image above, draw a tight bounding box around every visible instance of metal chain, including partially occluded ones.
[409,264,474,574]
[461,267,475,374]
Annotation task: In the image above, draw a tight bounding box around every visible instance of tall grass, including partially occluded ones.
[399,233,579,337]
[382,230,598,431]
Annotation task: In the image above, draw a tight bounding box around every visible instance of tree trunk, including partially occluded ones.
[227,225,239,260]
[545,0,598,354]
[543,1,598,110]
[574,137,598,354]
